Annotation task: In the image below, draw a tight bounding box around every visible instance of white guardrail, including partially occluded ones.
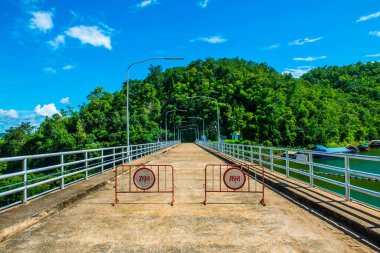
[197,141,380,209]
[0,141,179,211]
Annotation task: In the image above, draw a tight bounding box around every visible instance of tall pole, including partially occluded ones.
[125,57,184,162]
[188,117,205,140]
[174,120,187,141]
[165,109,186,143]
[186,96,220,142]
[179,127,197,141]
[126,68,131,162]
[180,124,199,140]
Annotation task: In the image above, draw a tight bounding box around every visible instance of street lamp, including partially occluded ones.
[174,120,187,141]
[179,124,199,140]
[165,109,186,143]
[186,96,220,142]
[179,127,197,141]
[188,117,205,140]
[125,57,184,162]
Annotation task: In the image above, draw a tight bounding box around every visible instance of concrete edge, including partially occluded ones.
[0,144,179,243]
[197,144,380,248]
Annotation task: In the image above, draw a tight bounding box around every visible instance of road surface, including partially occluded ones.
[0,144,376,252]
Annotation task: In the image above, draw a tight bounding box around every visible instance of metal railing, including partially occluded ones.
[0,141,179,211]
[197,141,380,209]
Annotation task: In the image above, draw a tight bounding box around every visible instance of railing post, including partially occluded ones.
[250,146,253,163]
[85,152,88,180]
[232,144,235,157]
[60,154,65,189]
[22,158,27,204]
[101,150,104,173]
[345,156,350,201]
[285,150,289,178]
[259,147,262,166]
[270,148,274,171]
[128,145,131,163]
[309,153,314,186]
[113,148,116,169]
[122,147,125,164]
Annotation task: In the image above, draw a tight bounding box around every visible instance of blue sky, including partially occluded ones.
[0,0,380,132]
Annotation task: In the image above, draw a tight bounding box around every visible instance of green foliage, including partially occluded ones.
[1,58,379,160]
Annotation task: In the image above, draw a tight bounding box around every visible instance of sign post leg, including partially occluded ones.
[204,168,207,205]
[113,168,119,206]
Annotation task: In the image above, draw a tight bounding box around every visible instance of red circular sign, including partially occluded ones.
[223,167,246,190]
[133,167,156,190]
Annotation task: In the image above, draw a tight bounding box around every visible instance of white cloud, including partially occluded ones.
[62,65,74,70]
[137,0,158,8]
[30,11,53,32]
[65,25,112,50]
[293,56,327,62]
[198,0,209,8]
[283,66,314,78]
[0,109,19,119]
[190,36,227,44]
[289,37,323,46]
[0,111,46,133]
[369,31,380,37]
[265,43,280,50]
[34,104,60,117]
[366,53,380,58]
[357,11,380,22]
[48,35,65,49]
[60,97,70,104]
[43,67,57,73]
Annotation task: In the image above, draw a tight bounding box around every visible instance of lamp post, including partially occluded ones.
[165,109,186,143]
[179,124,199,140]
[186,96,220,142]
[174,120,187,141]
[179,127,197,141]
[125,57,184,162]
[188,117,205,140]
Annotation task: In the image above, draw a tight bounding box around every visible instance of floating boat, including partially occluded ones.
[281,151,298,159]
[357,143,370,152]
[347,145,360,153]
[369,140,380,148]
[312,145,351,158]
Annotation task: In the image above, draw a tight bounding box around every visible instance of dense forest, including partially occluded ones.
[1,58,380,158]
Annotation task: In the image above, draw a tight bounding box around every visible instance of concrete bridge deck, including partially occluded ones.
[0,144,378,252]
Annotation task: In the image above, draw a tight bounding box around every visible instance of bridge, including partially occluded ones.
[0,142,379,252]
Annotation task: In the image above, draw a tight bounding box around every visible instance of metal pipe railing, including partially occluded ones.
[0,141,179,210]
[196,141,380,209]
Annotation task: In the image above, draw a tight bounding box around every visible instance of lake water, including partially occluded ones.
[268,148,380,208]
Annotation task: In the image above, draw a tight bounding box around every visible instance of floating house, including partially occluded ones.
[347,145,360,153]
[369,140,380,148]
[312,145,350,154]
[358,143,370,151]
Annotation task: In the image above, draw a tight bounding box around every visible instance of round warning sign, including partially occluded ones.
[133,167,155,190]
[223,167,246,190]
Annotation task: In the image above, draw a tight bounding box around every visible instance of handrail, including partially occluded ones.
[196,141,380,209]
[0,141,179,211]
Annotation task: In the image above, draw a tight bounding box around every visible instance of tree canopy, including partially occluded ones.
[1,58,380,158]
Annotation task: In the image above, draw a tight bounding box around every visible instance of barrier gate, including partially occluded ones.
[114,164,175,206]
[204,164,266,205]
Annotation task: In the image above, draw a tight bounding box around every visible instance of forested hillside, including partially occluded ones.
[1,58,380,158]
